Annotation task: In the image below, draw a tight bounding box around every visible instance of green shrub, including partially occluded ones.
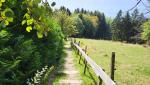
[0,0,64,85]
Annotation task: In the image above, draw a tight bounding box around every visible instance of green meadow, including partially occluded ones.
[74,38,150,85]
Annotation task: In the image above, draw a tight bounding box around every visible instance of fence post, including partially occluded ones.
[73,39,77,52]
[79,54,82,64]
[84,46,87,53]
[77,41,80,55]
[78,41,80,46]
[74,39,76,44]
[70,38,73,47]
[98,68,105,85]
[98,76,102,85]
[110,52,116,81]
[84,60,87,74]
[78,41,81,64]
[83,46,88,74]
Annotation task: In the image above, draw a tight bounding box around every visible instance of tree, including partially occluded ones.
[112,10,133,42]
[78,14,95,38]
[141,20,150,44]
[60,6,67,11]
[131,9,145,43]
[97,13,110,39]
[111,10,123,41]
[131,9,140,40]
[74,10,111,39]
[51,2,56,7]
[55,11,77,38]
[82,17,95,38]
[81,8,86,14]
[95,12,101,39]
[112,9,146,43]
[66,8,71,16]
[74,8,80,13]
[74,17,85,37]
[121,12,133,42]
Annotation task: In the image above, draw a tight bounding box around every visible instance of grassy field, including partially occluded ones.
[74,38,150,85]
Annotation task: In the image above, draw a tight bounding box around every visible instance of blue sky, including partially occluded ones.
[48,0,149,18]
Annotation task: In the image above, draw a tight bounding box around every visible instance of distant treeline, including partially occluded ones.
[57,6,148,44]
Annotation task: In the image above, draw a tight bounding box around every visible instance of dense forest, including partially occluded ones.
[56,6,149,44]
[0,0,150,85]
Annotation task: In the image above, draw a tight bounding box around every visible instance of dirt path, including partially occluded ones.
[58,42,82,85]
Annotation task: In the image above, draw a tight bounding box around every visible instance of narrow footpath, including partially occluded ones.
[58,42,82,85]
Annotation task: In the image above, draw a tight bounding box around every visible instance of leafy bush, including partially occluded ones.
[0,0,64,85]
[142,20,150,44]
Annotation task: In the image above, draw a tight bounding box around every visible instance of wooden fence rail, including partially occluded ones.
[71,39,117,85]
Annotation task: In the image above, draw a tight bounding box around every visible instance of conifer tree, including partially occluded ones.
[112,10,123,41]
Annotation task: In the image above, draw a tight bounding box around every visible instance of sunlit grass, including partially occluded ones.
[75,38,150,85]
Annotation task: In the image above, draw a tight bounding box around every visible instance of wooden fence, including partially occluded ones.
[71,39,117,85]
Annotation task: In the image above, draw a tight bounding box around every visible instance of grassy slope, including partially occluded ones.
[75,38,150,85]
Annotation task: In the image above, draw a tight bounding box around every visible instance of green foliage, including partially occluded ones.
[141,20,150,42]
[111,9,145,43]
[74,16,84,37]
[81,15,96,38]
[130,9,145,43]
[111,10,123,41]
[72,9,111,39]
[43,66,54,85]
[121,12,132,41]
[95,13,111,39]
[0,0,64,85]
[55,11,77,38]
[27,66,54,85]
[0,8,14,26]
[0,0,5,7]
[26,26,32,32]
